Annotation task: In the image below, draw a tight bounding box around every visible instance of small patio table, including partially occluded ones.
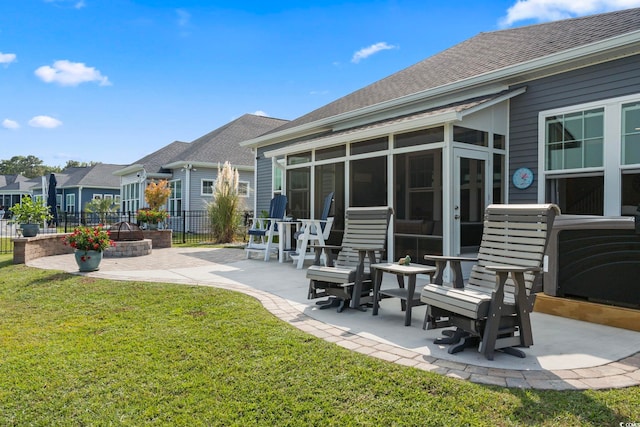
[276,220,301,263]
[371,263,436,326]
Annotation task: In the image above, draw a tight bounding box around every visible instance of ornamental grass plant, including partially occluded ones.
[207,161,243,243]
[62,224,114,252]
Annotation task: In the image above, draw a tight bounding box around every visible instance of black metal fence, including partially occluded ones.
[0,210,253,254]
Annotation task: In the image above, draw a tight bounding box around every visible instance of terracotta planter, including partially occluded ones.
[74,250,103,272]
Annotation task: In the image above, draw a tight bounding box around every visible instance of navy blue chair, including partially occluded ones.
[245,195,288,261]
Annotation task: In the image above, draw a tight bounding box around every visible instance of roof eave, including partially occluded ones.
[264,87,527,158]
[113,164,145,176]
[162,161,254,172]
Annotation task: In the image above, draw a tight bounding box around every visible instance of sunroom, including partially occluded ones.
[264,89,524,265]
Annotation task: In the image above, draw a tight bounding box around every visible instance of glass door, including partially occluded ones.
[453,148,490,255]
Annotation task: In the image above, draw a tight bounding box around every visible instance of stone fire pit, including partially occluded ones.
[105,222,152,258]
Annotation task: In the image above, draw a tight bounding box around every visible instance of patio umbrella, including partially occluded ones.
[47,173,58,226]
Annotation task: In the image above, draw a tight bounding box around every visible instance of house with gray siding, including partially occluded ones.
[114,114,288,231]
[241,8,640,263]
[1,164,124,219]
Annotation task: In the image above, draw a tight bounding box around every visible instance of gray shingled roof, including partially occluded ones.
[271,7,640,133]
[59,164,125,188]
[0,174,29,188]
[132,114,288,173]
[177,114,288,165]
[134,141,190,174]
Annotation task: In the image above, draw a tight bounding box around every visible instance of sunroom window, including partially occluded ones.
[622,102,640,165]
[545,108,603,171]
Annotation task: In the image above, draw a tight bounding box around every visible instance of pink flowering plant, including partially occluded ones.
[63,224,115,252]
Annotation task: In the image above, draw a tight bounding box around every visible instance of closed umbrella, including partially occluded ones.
[47,173,58,226]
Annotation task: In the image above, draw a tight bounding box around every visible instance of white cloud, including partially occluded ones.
[351,42,398,64]
[35,60,111,86]
[177,9,191,26]
[0,52,17,66]
[499,0,640,27]
[2,119,19,129]
[44,0,86,9]
[252,110,268,117]
[28,115,63,129]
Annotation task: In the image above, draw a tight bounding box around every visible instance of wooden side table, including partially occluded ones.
[371,263,436,326]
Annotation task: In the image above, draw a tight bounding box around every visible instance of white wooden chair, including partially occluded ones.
[290,192,334,269]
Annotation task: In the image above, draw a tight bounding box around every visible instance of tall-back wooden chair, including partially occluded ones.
[420,204,560,360]
[307,206,393,312]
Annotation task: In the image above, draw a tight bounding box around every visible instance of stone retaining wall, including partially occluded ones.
[13,230,172,264]
[142,230,172,248]
[13,233,74,264]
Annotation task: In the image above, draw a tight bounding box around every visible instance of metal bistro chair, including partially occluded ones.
[290,192,335,269]
[245,195,288,262]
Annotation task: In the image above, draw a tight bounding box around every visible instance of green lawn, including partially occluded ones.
[0,254,638,426]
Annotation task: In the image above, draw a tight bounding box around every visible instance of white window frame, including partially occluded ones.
[201,179,214,196]
[238,181,250,198]
[93,194,102,200]
[169,179,182,215]
[66,194,76,213]
[538,93,640,215]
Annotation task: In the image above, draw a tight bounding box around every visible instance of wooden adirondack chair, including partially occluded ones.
[245,195,288,261]
[420,203,560,360]
[290,192,335,269]
[306,206,393,312]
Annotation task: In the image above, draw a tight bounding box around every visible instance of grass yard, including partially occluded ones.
[0,254,638,426]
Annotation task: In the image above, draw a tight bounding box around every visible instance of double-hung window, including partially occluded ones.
[540,95,640,216]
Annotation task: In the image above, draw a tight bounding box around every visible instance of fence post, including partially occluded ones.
[182,210,187,243]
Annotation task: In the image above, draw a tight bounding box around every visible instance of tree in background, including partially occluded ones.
[0,156,102,178]
[0,155,59,178]
[207,161,243,243]
[84,197,118,225]
[64,160,100,169]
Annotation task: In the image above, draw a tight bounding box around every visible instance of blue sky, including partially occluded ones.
[2,0,640,168]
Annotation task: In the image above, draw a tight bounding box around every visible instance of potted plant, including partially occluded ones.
[138,180,171,229]
[9,195,53,237]
[62,224,115,271]
[137,208,169,227]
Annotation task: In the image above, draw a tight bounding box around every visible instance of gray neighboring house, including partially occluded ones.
[114,114,288,230]
[30,164,125,215]
[1,164,123,219]
[0,174,33,214]
[241,8,640,263]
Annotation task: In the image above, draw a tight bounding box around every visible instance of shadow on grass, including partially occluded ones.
[506,386,626,425]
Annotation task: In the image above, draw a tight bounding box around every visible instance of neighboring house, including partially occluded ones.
[30,164,125,215]
[0,164,124,222]
[114,114,288,230]
[241,8,640,262]
[0,174,34,214]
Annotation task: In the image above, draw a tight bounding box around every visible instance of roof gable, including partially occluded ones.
[126,114,288,173]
